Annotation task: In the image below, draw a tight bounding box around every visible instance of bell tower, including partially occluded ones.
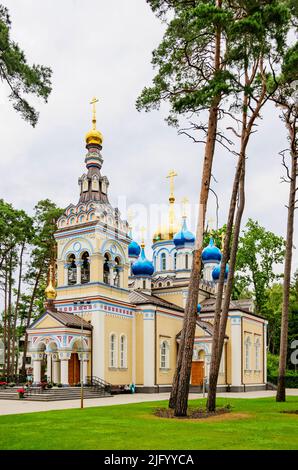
[54,98,131,306]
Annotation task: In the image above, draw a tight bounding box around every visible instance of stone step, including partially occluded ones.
[0,387,111,401]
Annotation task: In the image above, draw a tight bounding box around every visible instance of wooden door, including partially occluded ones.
[191,361,204,386]
[68,353,80,385]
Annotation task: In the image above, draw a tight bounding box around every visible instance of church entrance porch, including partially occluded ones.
[68,353,80,385]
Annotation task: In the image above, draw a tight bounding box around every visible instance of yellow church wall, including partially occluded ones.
[90,253,104,283]
[242,317,264,385]
[155,292,185,308]
[225,319,232,385]
[156,312,183,385]
[135,312,144,385]
[57,283,130,303]
[104,314,133,385]
[33,317,62,329]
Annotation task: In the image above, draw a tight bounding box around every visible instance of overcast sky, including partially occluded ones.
[0,0,297,272]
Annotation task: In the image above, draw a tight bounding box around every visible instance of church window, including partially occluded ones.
[92,177,99,191]
[166,281,171,287]
[185,254,189,269]
[113,256,121,288]
[255,337,261,371]
[120,335,127,368]
[161,253,166,271]
[103,253,110,285]
[174,252,177,270]
[110,334,117,368]
[82,179,89,192]
[158,282,162,288]
[70,217,75,225]
[89,212,95,221]
[81,251,90,284]
[79,215,85,224]
[245,336,251,370]
[143,280,146,289]
[67,254,77,285]
[160,340,170,369]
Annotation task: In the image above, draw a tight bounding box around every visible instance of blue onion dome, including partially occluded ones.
[128,240,141,258]
[212,263,229,282]
[197,304,202,314]
[173,217,195,248]
[131,244,154,276]
[202,237,222,264]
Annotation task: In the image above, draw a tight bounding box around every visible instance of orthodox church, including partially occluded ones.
[27,99,268,392]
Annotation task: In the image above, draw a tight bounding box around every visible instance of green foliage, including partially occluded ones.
[267,352,280,376]
[0,4,52,126]
[234,219,285,313]
[137,1,293,128]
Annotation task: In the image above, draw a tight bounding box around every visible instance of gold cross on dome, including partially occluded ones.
[207,217,215,234]
[167,170,178,198]
[181,197,189,217]
[90,97,99,129]
[140,226,147,247]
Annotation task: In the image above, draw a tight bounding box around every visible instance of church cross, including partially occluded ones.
[181,197,189,218]
[166,170,178,198]
[90,96,99,129]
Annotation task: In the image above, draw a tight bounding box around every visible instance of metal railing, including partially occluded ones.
[85,376,112,395]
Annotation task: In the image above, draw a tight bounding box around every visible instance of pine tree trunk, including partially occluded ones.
[12,243,25,376]
[276,115,297,402]
[207,153,245,411]
[207,61,267,411]
[21,265,44,376]
[170,0,223,415]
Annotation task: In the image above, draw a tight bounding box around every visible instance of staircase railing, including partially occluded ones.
[85,376,112,395]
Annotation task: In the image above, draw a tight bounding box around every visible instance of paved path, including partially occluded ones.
[0,389,297,416]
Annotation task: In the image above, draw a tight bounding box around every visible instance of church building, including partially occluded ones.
[27,99,268,393]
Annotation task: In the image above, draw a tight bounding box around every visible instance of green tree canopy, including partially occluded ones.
[0,4,52,126]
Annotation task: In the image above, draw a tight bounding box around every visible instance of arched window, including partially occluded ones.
[103,253,110,284]
[255,337,261,371]
[166,281,171,287]
[67,254,77,285]
[120,335,127,368]
[185,254,189,269]
[160,340,170,369]
[161,253,166,271]
[110,334,117,367]
[81,251,90,284]
[114,256,121,288]
[143,280,146,290]
[245,336,251,370]
[173,252,177,270]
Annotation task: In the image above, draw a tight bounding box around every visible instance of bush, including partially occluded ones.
[267,353,279,376]
[9,382,16,387]
[47,384,53,389]
[57,383,63,388]
[268,374,298,388]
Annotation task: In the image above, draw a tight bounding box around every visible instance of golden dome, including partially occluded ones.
[153,221,180,244]
[45,266,57,300]
[85,96,103,146]
[85,128,103,146]
[152,170,180,244]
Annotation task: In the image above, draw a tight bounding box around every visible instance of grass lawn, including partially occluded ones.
[0,396,297,450]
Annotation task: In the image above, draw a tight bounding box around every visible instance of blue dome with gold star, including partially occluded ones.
[128,240,141,258]
[212,263,229,282]
[173,218,195,248]
[132,245,154,276]
[202,238,222,264]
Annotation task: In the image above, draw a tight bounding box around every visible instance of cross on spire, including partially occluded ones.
[90,96,99,130]
[166,170,178,199]
[181,197,189,218]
